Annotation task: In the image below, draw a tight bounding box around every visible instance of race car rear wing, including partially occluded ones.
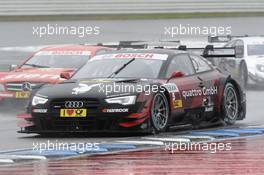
[177,45,239,58]
[208,35,264,43]
[96,41,147,49]
[145,44,240,58]
[89,40,241,58]
[93,40,181,50]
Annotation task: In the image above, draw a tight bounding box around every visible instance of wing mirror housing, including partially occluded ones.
[168,71,185,81]
[60,72,71,80]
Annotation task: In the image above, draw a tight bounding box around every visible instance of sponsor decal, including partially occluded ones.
[182,86,218,99]
[33,109,48,113]
[0,74,59,81]
[173,100,183,109]
[102,108,129,113]
[60,109,87,117]
[92,53,168,61]
[36,50,91,56]
[163,83,179,93]
[72,83,101,95]
[0,93,13,97]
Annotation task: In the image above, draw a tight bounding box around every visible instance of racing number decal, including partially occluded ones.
[60,109,87,117]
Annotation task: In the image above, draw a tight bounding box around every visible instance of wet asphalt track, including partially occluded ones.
[0,16,264,152]
[2,135,264,175]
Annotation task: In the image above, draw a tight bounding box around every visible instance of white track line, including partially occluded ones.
[0,155,47,160]
[178,135,215,140]
[0,159,14,163]
[0,46,45,52]
[143,137,191,143]
[117,140,164,146]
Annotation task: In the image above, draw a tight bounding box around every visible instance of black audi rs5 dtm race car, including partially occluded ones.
[18,49,246,134]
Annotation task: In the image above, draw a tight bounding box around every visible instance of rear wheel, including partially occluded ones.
[150,93,169,133]
[221,83,239,125]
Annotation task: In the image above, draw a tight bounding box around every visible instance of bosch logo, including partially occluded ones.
[22,82,32,91]
[65,101,84,108]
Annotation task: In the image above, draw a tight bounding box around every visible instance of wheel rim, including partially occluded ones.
[151,94,169,130]
[224,86,238,120]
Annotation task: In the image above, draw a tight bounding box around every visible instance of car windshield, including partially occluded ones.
[247,44,264,56]
[72,57,164,79]
[22,51,89,69]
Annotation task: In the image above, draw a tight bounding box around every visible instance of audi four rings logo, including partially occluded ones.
[65,101,84,108]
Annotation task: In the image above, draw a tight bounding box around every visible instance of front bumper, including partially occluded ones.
[18,96,152,134]
[18,112,151,134]
[18,93,155,134]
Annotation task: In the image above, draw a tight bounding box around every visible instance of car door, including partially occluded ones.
[166,53,204,112]
[189,54,220,112]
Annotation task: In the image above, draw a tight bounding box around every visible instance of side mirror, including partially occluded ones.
[9,64,17,71]
[168,71,184,81]
[60,72,71,80]
[235,45,244,58]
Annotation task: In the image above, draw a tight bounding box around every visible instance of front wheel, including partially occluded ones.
[150,93,170,133]
[221,83,239,125]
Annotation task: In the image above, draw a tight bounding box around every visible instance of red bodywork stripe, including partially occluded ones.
[125,107,149,119]
[17,120,34,128]
[119,117,148,128]
[119,95,153,128]
[16,113,32,119]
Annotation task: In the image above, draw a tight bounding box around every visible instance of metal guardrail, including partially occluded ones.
[0,0,264,16]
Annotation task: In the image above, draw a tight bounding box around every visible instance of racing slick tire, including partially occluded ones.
[240,62,248,89]
[221,83,240,125]
[150,92,170,133]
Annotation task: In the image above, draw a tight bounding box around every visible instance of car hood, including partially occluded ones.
[0,68,75,84]
[37,78,162,99]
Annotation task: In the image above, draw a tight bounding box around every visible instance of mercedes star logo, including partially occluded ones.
[22,82,32,91]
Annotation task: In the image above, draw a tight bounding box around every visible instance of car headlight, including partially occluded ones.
[32,95,48,106]
[105,95,136,105]
[0,84,4,92]
[256,64,264,72]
